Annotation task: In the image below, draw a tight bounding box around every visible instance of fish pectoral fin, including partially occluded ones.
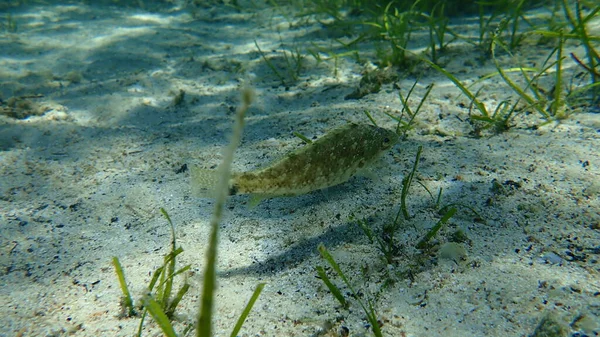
[356,168,379,181]
[248,194,269,208]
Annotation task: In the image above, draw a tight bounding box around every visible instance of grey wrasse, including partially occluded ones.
[190,123,398,202]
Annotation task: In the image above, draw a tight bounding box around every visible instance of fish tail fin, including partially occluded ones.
[190,166,221,197]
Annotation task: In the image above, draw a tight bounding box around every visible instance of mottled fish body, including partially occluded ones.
[191,123,398,199]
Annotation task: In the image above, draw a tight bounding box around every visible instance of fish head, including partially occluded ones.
[369,124,399,151]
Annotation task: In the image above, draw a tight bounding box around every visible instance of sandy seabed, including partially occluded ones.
[0,1,599,336]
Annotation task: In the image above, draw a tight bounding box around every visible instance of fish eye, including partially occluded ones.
[383,137,390,143]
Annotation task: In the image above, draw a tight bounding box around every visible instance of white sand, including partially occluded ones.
[1,1,599,336]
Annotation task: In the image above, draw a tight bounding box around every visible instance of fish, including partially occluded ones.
[190,123,398,203]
